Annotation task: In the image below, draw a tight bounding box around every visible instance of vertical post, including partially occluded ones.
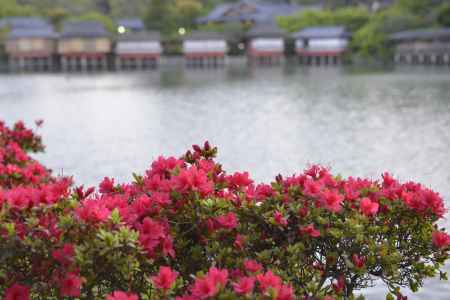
[443,54,449,65]
[115,57,121,71]
[19,57,25,70]
[405,54,412,64]
[81,57,87,71]
[101,57,107,70]
[430,54,437,65]
[418,53,424,64]
[136,58,143,70]
[61,57,68,72]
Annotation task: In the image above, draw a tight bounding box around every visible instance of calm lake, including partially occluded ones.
[1,65,449,298]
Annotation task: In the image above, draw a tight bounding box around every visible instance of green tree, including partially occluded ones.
[436,3,450,26]
[352,7,426,60]
[277,7,370,33]
[172,0,204,29]
[0,0,36,18]
[396,0,439,16]
[70,11,115,33]
[46,7,69,30]
[144,0,175,35]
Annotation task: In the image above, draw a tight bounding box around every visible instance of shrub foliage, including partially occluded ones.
[0,120,449,300]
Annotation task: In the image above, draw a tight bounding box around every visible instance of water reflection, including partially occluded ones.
[0,66,449,299]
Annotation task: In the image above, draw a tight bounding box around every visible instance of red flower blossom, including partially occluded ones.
[151,266,178,290]
[303,179,322,197]
[190,277,218,299]
[256,271,282,293]
[332,275,345,293]
[215,212,238,230]
[233,276,255,295]
[234,234,245,250]
[359,198,379,216]
[276,284,294,300]
[59,273,82,297]
[432,231,450,249]
[4,283,30,300]
[244,259,263,274]
[76,199,111,223]
[352,254,366,268]
[106,291,139,300]
[274,211,288,226]
[99,177,115,194]
[207,267,228,288]
[227,172,253,189]
[52,243,75,267]
[174,166,213,196]
[320,190,344,213]
[299,224,321,238]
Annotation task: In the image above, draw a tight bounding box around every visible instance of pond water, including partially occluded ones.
[0,65,449,298]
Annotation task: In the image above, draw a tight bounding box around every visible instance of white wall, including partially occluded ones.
[116,41,162,54]
[250,38,284,52]
[296,38,348,51]
[183,40,227,53]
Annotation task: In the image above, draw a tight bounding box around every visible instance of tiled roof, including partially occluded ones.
[0,17,49,29]
[7,26,57,39]
[117,31,160,42]
[183,31,226,41]
[246,22,286,38]
[61,21,109,38]
[293,26,350,39]
[117,18,145,31]
[197,0,322,24]
[390,28,450,41]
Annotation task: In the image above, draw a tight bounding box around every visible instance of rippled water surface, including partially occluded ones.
[1,66,449,298]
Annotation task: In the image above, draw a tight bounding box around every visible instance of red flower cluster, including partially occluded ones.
[0,121,448,300]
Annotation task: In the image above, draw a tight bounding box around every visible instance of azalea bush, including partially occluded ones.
[1,120,449,300]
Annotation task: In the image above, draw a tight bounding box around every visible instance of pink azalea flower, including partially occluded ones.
[234,234,245,250]
[274,211,288,226]
[244,259,263,274]
[227,172,253,189]
[303,179,322,197]
[233,276,255,295]
[99,177,115,194]
[207,267,228,288]
[320,190,344,213]
[190,277,218,299]
[359,198,379,216]
[432,231,450,249]
[276,284,294,300]
[106,291,139,300]
[299,224,321,238]
[256,271,282,293]
[215,212,238,229]
[151,266,178,290]
[352,254,366,268]
[52,243,75,267]
[60,273,82,297]
[4,283,30,300]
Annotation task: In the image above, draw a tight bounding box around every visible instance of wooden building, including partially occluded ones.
[246,22,285,65]
[115,31,162,70]
[293,26,350,65]
[182,31,227,68]
[390,28,450,65]
[5,26,57,71]
[58,21,111,71]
